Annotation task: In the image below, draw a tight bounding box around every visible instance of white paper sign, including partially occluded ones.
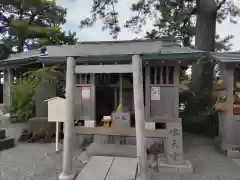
[81,87,90,99]
[151,87,160,100]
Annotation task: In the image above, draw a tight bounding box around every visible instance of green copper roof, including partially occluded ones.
[211,52,240,63]
[0,39,205,69]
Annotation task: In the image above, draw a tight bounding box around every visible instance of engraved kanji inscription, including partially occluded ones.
[171,140,179,148]
[171,152,180,161]
[169,128,180,136]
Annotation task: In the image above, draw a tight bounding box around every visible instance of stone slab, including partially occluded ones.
[226,150,240,158]
[158,160,193,174]
[86,142,137,158]
[93,135,108,144]
[233,159,240,168]
[105,157,138,180]
[76,156,114,180]
[92,134,163,147]
[0,137,14,151]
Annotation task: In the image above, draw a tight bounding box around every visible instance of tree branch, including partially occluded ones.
[217,0,226,10]
[183,7,197,24]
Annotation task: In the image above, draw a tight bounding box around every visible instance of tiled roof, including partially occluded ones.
[0,39,205,68]
[211,52,240,63]
[1,49,42,62]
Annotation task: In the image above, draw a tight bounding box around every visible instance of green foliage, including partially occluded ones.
[0,0,77,52]
[80,0,240,50]
[11,78,36,117]
[0,0,76,118]
[179,71,219,137]
[10,66,64,118]
[0,43,11,60]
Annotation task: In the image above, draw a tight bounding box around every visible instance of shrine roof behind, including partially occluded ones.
[0,39,206,69]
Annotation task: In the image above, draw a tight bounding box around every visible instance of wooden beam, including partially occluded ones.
[75,127,166,138]
[75,64,132,74]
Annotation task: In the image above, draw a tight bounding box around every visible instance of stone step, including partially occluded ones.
[0,137,14,151]
[0,129,6,139]
[86,143,137,158]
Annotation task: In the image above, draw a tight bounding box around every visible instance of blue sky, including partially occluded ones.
[57,0,240,50]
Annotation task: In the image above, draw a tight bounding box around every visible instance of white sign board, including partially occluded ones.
[45,97,66,152]
[151,87,160,100]
[46,97,66,122]
[81,87,91,100]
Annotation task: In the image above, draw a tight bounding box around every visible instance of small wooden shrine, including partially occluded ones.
[0,39,204,178]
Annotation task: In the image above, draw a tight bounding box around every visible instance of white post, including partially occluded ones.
[59,57,76,180]
[56,122,59,151]
[132,54,148,180]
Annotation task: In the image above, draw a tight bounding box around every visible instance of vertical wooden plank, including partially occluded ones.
[145,66,151,121]
[160,66,163,84]
[90,74,96,121]
[157,67,160,84]
[154,67,157,84]
[166,66,169,84]
[174,66,180,117]
[173,66,179,85]
[114,87,118,109]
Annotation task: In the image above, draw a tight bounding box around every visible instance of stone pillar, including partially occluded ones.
[165,121,183,164]
[59,57,76,180]
[219,64,234,150]
[35,82,56,117]
[132,54,148,180]
[3,69,13,113]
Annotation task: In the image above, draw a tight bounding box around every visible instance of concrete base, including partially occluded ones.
[0,129,5,139]
[158,160,193,174]
[59,172,76,180]
[0,137,14,151]
[225,150,240,158]
[93,135,163,147]
[0,129,14,151]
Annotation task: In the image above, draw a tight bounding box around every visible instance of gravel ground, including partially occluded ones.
[1,130,240,180]
[0,144,84,180]
[153,134,240,180]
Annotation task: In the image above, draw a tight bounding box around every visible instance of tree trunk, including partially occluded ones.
[191,0,217,101]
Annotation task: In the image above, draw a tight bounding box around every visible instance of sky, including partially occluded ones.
[56,0,240,51]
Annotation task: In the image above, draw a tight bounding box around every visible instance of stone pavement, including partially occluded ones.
[0,133,240,180]
[233,159,240,168]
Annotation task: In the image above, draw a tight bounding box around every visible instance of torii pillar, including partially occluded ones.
[132,54,148,180]
[59,57,76,180]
